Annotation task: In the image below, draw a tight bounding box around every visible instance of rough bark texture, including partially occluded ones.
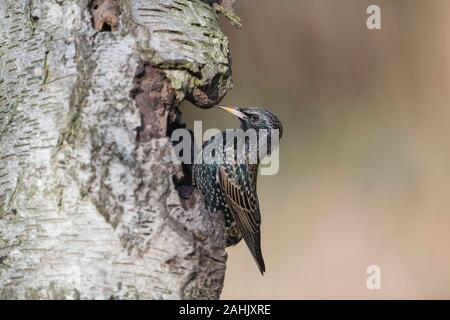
[0,0,234,299]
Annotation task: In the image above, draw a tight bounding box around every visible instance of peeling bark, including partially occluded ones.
[0,0,235,300]
[130,63,176,142]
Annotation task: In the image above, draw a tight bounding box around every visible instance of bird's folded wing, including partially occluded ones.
[218,164,265,273]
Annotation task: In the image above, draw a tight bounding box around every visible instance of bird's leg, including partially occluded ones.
[176,185,196,199]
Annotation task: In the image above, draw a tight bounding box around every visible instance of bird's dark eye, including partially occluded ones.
[251,114,260,122]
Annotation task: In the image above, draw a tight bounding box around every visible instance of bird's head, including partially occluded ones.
[215,105,283,139]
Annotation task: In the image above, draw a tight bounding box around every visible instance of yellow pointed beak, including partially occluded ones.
[215,105,246,120]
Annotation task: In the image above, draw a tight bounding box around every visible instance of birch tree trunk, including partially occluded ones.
[0,0,235,299]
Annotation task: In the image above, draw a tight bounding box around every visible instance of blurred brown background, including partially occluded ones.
[182,0,450,299]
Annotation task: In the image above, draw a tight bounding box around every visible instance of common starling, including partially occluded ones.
[193,106,283,274]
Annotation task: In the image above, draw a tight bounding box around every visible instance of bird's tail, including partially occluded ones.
[242,229,266,275]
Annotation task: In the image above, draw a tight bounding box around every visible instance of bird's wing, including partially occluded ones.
[218,164,265,274]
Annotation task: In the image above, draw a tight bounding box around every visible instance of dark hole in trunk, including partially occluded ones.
[100,22,112,32]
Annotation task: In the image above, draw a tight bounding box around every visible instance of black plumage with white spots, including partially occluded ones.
[193,106,283,275]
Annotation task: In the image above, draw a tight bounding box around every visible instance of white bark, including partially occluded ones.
[0,0,234,299]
